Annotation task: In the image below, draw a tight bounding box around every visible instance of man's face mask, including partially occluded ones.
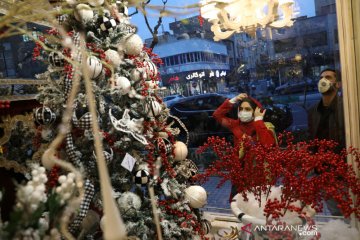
[318,77,334,94]
[238,111,254,123]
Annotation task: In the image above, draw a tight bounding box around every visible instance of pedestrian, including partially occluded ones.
[308,68,346,216]
[213,93,276,201]
[308,68,345,150]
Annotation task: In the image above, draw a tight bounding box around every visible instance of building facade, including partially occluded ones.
[315,0,336,15]
[151,37,230,96]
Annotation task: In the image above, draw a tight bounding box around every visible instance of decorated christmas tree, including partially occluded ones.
[0,1,210,239]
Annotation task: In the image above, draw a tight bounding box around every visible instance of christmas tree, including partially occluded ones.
[0,1,210,239]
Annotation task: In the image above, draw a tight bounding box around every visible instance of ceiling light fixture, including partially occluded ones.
[200,0,296,41]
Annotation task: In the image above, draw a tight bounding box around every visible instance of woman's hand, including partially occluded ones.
[230,93,247,104]
[236,93,248,101]
[254,107,266,118]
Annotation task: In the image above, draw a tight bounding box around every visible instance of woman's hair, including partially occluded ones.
[238,98,257,111]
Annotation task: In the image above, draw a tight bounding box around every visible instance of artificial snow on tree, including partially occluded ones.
[0,1,209,239]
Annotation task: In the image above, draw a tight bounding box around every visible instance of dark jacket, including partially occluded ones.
[307,94,345,149]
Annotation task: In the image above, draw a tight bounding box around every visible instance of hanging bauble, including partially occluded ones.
[85,56,103,79]
[105,49,122,67]
[88,0,104,7]
[48,51,65,67]
[34,107,56,125]
[155,137,172,155]
[201,219,212,235]
[41,128,54,141]
[184,185,207,208]
[74,4,94,22]
[99,16,117,33]
[130,68,146,82]
[133,169,150,186]
[117,192,142,216]
[124,34,143,56]
[116,0,128,15]
[112,76,131,95]
[143,59,158,80]
[144,99,162,117]
[175,158,198,180]
[173,141,188,161]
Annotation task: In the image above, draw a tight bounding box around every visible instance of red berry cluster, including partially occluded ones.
[198,14,204,27]
[0,100,10,109]
[47,165,61,189]
[46,28,59,36]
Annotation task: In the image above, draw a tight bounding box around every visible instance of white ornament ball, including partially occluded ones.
[66,0,77,5]
[143,60,158,79]
[86,56,103,79]
[117,192,142,215]
[130,68,144,82]
[145,99,162,117]
[124,34,143,56]
[112,76,131,95]
[185,186,207,208]
[74,4,94,22]
[88,0,104,7]
[105,49,122,67]
[173,141,188,161]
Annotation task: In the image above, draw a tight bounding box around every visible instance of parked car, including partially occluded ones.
[163,94,184,107]
[169,93,231,147]
[169,93,293,147]
[274,78,317,95]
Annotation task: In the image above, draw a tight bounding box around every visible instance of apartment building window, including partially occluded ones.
[303,31,328,48]
[274,37,297,53]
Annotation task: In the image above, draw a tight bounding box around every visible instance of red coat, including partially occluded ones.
[213,99,275,150]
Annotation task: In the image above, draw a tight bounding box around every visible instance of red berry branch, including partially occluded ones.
[195,133,360,220]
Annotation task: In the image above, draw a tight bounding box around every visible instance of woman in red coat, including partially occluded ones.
[212,93,276,201]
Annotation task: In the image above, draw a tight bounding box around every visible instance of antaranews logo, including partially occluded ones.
[241,223,253,235]
[240,223,319,237]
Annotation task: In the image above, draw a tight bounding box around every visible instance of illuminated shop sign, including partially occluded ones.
[185,70,227,80]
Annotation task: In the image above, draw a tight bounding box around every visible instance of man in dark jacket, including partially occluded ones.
[308,68,346,216]
[308,68,345,150]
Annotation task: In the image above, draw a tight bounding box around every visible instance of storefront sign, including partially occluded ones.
[185,70,227,80]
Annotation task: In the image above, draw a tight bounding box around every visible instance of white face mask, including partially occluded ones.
[318,77,333,93]
[238,111,254,122]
